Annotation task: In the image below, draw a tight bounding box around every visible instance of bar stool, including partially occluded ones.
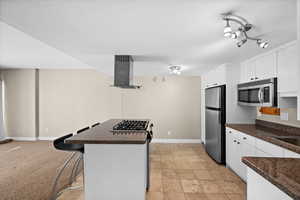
[51,134,84,200]
[91,122,100,127]
[70,126,90,184]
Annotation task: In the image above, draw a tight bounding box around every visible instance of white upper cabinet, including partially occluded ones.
[255,53,277,80]
[240,52,277,83]
[277,43,298,95]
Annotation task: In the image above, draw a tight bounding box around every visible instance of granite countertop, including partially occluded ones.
[226,120,300,154]
[65,119,148,144]
[242,157,300,200]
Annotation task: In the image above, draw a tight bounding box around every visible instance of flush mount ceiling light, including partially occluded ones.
[169,66,181,75]
[222,13,269,48]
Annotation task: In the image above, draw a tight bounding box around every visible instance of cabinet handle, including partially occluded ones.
[255,77,259,80]
[237,142,240,144]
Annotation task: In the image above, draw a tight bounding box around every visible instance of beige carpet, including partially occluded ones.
[0,141,80,200]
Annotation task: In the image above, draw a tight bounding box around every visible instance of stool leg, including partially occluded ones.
[73,153,83,181]
[69,153,81,185]
[50,152,77,200]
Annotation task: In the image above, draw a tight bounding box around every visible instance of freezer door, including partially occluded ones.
[205,109,222,163]
[205,87,221,108]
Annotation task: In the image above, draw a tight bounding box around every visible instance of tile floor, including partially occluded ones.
[58,143,246,200]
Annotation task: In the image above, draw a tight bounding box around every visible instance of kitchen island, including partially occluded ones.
[66,119,151,200]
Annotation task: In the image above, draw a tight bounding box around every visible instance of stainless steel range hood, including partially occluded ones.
[113,55,141,89]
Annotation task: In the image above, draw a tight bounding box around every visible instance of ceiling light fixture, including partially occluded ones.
[222,13,269,49]
[169,66,181,75]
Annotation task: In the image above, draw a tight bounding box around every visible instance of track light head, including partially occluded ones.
[257,40,269,48]
[223,20,232,38]
[237,39,247,47]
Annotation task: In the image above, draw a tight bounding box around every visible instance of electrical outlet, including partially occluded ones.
[45,128,49,133]
[280,112,289,121]
[167,131,172,135]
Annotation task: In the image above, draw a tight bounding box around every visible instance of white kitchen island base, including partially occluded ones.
[84,143,147,200]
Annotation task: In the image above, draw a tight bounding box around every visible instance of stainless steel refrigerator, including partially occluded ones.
[205,85,226,164]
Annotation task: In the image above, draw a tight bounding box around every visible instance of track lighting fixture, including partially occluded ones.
[222,13,269,49]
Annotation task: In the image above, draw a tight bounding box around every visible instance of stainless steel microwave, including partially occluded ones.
[237,78,277,107]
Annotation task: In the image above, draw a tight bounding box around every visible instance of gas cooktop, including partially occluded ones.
[112,120,149,132]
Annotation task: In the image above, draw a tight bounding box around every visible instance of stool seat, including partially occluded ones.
[54,134,84,153]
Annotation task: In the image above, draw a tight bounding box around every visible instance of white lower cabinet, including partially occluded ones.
[240,142,255,180]
[226,127,300,182]
[255,138,284,157]
[247,168,292,200]
[226,128,256,181]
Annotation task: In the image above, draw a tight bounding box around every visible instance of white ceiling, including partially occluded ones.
[0,0,297,75]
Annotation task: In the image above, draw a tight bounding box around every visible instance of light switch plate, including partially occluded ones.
[280,112,289,121]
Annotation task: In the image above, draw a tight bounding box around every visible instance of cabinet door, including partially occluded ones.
[240,142,256,181]
[230,138,241,175]
[277,44,298,94]
[255,53,277,80]
[256,138,284,157]
[226,129,234,167]
[254,148,273,157]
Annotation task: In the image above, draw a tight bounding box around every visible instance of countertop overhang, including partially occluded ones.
[242,157,300,200]
[65,119,149,144]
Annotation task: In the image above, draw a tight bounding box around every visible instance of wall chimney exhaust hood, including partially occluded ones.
[113,55,141,89]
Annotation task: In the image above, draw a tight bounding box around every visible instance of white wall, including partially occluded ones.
[1,69,201,140]
[225,63,256,124]
[1,69,36,138]
[112,76,201,139]
[257,108,300,128]
[39,69,111,137]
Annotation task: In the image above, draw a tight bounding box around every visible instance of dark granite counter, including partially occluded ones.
[242,157,300,200]
[226,120,300,154]
[66,119,148,144]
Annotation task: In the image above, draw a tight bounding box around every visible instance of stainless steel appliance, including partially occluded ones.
[237,78,277,107]
[205,85,226,164]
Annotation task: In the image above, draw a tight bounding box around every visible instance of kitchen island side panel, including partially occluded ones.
[84,143,147,200]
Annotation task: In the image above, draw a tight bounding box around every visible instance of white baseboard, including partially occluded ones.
[151,139,202,143]
[38,137,57,141]
[8,137,37,141]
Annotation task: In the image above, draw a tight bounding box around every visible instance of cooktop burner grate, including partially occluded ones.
[112,120,149,132]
